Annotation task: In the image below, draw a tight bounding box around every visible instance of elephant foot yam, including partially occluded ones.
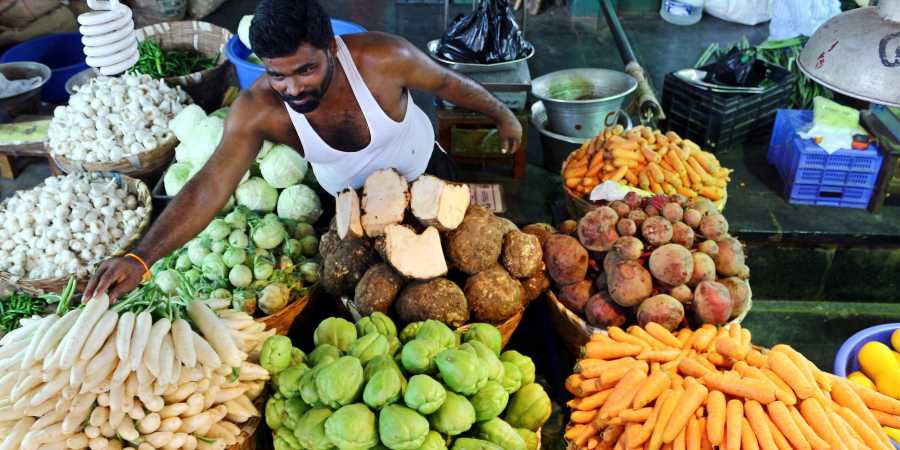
[713,237,745,277]
[521,270,550,305]
[521,223,556,246]
[557,279,594,315]
[689,252,716,287]
[543,235,588,286]
[720,277,751,319]
[336,188,364,240]
[361,168,410,237]
[585,291,628,328]
[319,229,341,258]
[354,263,404,315]
[648,244,694,287]
[492,216,519,237]
[384,225,448,280]
[577,206,620,251]
[448,212,503,275]
[607,260,653,307]
[636,294,684,331]
[641,216,673,246]
[396,278,469,327]
[502,231,543,279]
[465,266,524,323]
[410,175,470,231]
[693,280,733,325]
[323,238,378,296]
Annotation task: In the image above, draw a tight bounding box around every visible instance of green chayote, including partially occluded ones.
[363,368,403,410]
[324,403,378,449]
[435,349,487,395]
[315,356,364,409]
[276,427,302,450]
[284,397,310,430]
[349,333,390,364]
[276,364,308,398]
[294,408,335,450]
[503,383,551,432]
[415,320,457,349]
[462,323,502,356]
[314,317,358,352]
[299,366,323,407]
[475,418,526,450]
[291,347,306,366]
[449,438,501,450]
[499,351,535,385]
[416,431,447,450]
[499,361,522,394]
[403,374,446,415]
[388,336,402,356]
[468,381,508,422]
[515,428,539,450]
[266,397,287,430]
[273,433,297,450]
[379,404,430,450]
[309,344,342,367]
[357,312,397,338]
[429,391,476,436]
[365,354,401,381]
[400,339,442,374]
[399,322,423,343]
[459,341,504,383]
[260,335,293,374]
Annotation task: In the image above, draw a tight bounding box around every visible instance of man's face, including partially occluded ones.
[264,42,335,114]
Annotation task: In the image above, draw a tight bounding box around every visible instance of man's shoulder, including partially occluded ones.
[229,85,288,130]
[343,32,415,63]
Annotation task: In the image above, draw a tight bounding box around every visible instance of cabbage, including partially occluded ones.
[205,219,232,241]
[211,288,232,300]
[236,177,278,212]
[238,15,254,50]
[169,104,206,142]
[228,230,249,248]
[299,261,320,284]
[223,247,247,268]
[163,162,194,196]
[221,195,235,213]
[156,269,179,295]
[229,264,253,288]
[252,220,286,250]
[225,207,249,230]
[174,115,225,168]
[257,140,276,161]
[299,235,319,257]
[292,222,316,239]
[210,240,227,254]
[276,184,322,223]
[259,145,309,188]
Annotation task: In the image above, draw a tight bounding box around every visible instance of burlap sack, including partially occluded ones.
[187,0,226,19]
[0,0,60,27]
[132,0,186,27]
[0,4,75,47]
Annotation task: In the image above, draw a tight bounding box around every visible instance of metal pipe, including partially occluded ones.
[598,0,636,65]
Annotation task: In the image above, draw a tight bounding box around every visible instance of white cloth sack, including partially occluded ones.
[704,0,772,26]
[769,0,841,40]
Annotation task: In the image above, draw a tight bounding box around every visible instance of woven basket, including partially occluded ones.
[135,20,233,111]
[0,173,153,295]
[340,297,525,349]
[258,291,311,336]
[51,135,178,178]
[547,290,753,356]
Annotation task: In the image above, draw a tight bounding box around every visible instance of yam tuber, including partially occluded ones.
[395,278,469,327]
[447,207,504,275]
[335,188,364,239]
[464,265,525,323]
[502,231,543,278]
[689,253,716,287]
[607,260,653,307]
[585,292,628,328]
[558,280,595,315]
[636,295,685,331]
[544,235,589,285]
[699,214,729,241]
[409,175,471,231]
[319,229,340,258]
[578,207,620,251]
[613,236,644,261]
[713,237,745,277]
[361,169,410,237]
[521,223,557,246]
[642,216,673,246]
[521,270,551,305]
[384,225,448,279]
[671,222,695,249]
[616,218,638,237]
[322,238,379,296]
[719,277,751,320]
[353,263,404,315]
[649,244,694,287]
[693,281,733,325]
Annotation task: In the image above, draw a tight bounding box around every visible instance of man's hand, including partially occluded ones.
[83,256,146,303]
[497,114,522,154]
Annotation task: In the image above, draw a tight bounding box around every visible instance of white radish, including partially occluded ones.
[66,434,88,449]
[142,318,170,378]
[0,372,16,397]
[43,346,62,371]
[0,416,36,450]
[177,412,212,434]
[238,361,269,381]
[86,437,107,450]
[137,413,160,434]
[127,311,152,370]
[137,444,154,450]
[12,373,43,399]
[25,396,58,416]
[32,404,67,431]
[157,334,174,387]
[162,433,186,450]
[0,323,35,347]
[105,441,120,450]
[99,420,114,438]
[171,319,196,368]
[38,442,67,450]
[89,407,109,427]
[196,440,226,450]
[203,384,220,409]
[213,387,246,404]
[115,312,135,362]
[192,332,221,369]
[224,400,251,423]
[128,404,144,420]
[186,302,241,367]
[60,295,109,369]
[116,419,138,442]
[218,421,242,442]
[144,431,172,448]
[143,395,163,413]
[158,416,181,432]
[79,310,118,361]
[158,403,187,419]
[185,393,204,417]
[107,382,124,429]
[69,358,88,388]
[33,309,79,359]
[62,393,96,434]
[110,354,132,383]
[84,427,99,439]
[0,352,24,370]
[183,435,197,450]
[163,382,196,404]
[169,359,182,391]
[31,371,67,406]
[21,315,59,369]
[83,337,117,392]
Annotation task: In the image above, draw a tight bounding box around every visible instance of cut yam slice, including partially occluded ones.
[361,169,410,237]
[410,175,471,231]
[384,224,448,279]
[335,188,364,240]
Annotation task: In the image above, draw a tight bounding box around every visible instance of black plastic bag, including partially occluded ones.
[704,47,767,88]
[436,0,532,64]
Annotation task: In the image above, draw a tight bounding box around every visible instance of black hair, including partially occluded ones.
[249,0,334,58]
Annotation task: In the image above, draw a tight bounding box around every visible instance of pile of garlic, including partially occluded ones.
[48,73,189,163]
[0,174,146,279]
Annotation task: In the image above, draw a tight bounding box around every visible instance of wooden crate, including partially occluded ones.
[436,109,528,178]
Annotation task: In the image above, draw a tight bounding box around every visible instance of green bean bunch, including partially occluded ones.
[130,40,219,79]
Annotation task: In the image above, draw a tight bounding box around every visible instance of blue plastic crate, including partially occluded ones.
[768,110,883,209]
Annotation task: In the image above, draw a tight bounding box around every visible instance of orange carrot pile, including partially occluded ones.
[564,322,900,450]
[561,126,730,202]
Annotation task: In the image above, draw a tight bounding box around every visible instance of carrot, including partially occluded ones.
[585,342,644,360]
[673,425,686,450]
[578,378,602,397]
[670,372,684,390]
[702,372,776,404]
[744,401,777,450]
[602,360,649,387]
[620,408,653,423]
[787,404,832,450]
[758,368,798,405]
[746,349,767,368]
[568,374,586,395]
[576,422,600,447]
[741,417,760,450]
[705,390,726,446]
[638,349,682,363]
[706,352,727,368]
[629,326,669,349]
[872,409,900,428]
[686,415,701,450]
[691,328,716,352]
[845,374,900,415]
[663,381,708,443]
[600,368,648,420]
[724,399,743,450]
[766,401,811,450]
[715,337,748,361]
[676,329,692,347]
[808,363,831,392]
[603,425,625,446]
[773,346,817,388]
[591,332,618,344]
[837,406,893,450]
[572,410,599,424]
[645,323,683,349]
[567,424,588,441]
[828,408,861,450]
[630,391,667,448]
[649,388,683,450]
[763,418,793,450]
[799,398,844,450]
[767,351,815,400]
[678,358,712,378]
[608,326,652,350]
[830,376,896,449]
[578,389,614,411]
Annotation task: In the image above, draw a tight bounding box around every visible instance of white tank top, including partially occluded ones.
[285,36,435,196]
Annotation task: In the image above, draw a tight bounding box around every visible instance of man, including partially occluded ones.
[84,0,522,301]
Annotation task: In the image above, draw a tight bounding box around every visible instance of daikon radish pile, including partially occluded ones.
[564,322,900,450]
[0,293,274,450]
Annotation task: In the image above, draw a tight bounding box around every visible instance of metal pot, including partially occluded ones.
[531,100,632,173]
[0,62,51,120]
[65,68,100,96]
[531,68,636,139]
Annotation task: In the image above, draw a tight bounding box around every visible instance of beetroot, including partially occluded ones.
[585,292,628,328]
[713,237,745,277]
[662,203,684,223]
[690,252,716,286]
[560,220,578,235]
[577,207,620,251]
[607,260,653,307]
[693,281,733,325]
[683,208,702,229]
[670,285,693,304]
[543,235,589,285]
[616,218,637,237]
[720,277,751,319]
[624,191,642,209]
[644,205,660,217]
[636,295,685,331]
[641,216,673,246]
[627,210,648,226]
[699,214,729,241]
[558,280,594,315]
[671,222,695,248]
[609,201,631,218]
[648,244,694,286]
[697,240,719,256]
[613,236,644,261]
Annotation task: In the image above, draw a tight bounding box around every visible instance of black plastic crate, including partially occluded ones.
[661,61,796,152]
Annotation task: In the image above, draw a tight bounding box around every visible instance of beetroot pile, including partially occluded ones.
[545,192,751,331]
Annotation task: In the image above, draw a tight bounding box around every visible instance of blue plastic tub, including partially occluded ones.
[0,33,88,104]
[833,323,900,449]
[768,109,883,209]
[225,18,366,90]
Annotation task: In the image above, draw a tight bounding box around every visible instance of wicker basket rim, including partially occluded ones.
[134,20,234,72]
[50,134,177,170]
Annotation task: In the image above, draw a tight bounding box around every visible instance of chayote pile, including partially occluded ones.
[263,313,551,450]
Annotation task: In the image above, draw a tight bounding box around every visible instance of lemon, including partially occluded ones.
[848,371,876,390]
[885,426,900,444]
[893,329,900,352]
[895,351,900,365]
[858,341,899,378]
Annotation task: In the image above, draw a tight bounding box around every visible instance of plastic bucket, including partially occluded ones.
[225,18,366,90]
[0,33,88,104]
[531,68,636,139]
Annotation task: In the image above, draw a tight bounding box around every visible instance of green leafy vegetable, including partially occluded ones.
[130,40,219,79]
